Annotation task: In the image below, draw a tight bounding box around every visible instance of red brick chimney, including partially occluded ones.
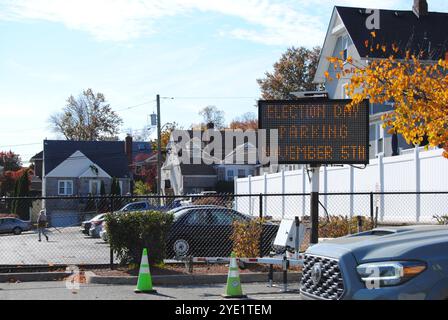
[125,135,133,166]
[413,0,428,18]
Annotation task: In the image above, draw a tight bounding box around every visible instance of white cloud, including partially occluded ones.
[0,0,328,46]
[0,0,445,46]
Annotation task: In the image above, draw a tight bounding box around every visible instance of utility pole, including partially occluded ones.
[310,165,320,245]
[156,94,162,197]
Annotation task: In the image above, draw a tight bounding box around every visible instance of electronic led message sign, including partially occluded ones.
[258,99,369,165]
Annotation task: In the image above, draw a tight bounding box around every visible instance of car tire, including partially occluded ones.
[173,239,190,258]
[12,227,22,235]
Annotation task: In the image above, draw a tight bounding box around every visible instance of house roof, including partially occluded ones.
[314,5,448,83]
[43,140,130,178]
[46,151,112,178]
[132,141,152,159]
[30,151,43,162]
[336,6,448,60]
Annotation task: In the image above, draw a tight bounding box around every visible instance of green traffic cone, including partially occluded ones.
[134,248,157,294]
[222,252,247,299]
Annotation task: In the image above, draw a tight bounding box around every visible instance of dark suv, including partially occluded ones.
[300,225,448,300]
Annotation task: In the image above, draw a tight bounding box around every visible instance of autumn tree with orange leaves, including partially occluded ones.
[327,32,448,158]
[229,112,258,130]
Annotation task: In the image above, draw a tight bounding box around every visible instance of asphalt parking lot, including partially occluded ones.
[0,227,111,265]
[0,281,303,300]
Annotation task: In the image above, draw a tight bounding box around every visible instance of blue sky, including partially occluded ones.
[0,0,446,164]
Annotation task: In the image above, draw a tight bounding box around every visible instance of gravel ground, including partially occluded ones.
[92,263,302,277]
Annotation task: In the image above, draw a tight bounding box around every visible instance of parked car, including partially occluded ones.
[119,201,157,212]
[80,214,105,235]
[100,224,108,242]
[119,200,182,213]
[88,219,105,238]
[165,206,279,258]
[0,218,31,235]
[167,205,224,214]
[85,201,153,238]
[300,225,448,300]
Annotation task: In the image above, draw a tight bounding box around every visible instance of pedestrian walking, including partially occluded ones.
[37,210,49,242]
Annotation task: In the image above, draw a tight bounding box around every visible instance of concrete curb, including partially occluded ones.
[0,272,70,283]
[85,271,301,286]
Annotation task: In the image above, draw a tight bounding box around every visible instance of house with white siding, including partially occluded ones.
[261,0,447,175]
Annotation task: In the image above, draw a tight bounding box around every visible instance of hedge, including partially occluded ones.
[105,210,174,265]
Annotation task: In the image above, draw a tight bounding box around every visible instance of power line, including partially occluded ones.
[115,100,156,112]
[0,142,41,149]
[165,96,258,100]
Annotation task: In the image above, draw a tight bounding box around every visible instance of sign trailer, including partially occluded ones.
[258,98,370,243]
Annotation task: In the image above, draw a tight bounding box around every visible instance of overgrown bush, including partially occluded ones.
[319,216,371,238]
[231,218,264,258]
[106,210,174,265]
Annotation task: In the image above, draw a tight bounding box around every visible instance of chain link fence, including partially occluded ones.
[0,192,447,267]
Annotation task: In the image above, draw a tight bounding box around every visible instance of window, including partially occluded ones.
[184,210,209,225]
[217,167,225,181]
[119,181,124,195]
[227,169,234,180]
[369,125,376,142]
[89,180,101,195]
[238,169,246,178]
[211,209,246,225]
[341,35,349,61]
[58,180,73,196]
[123,202,147,212]
[342,83,349,99]
[376,124,384,156]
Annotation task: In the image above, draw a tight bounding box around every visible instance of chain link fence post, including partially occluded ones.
[370,192,375,229]
[109,196,114,270]
[259,193,263,257]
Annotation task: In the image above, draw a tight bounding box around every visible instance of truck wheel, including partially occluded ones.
[174,239,190,257]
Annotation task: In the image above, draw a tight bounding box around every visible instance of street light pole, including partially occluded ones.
[156,94,162,197]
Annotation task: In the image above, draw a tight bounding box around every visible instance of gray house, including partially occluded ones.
[162,129,258,195]
[39,138,139,227]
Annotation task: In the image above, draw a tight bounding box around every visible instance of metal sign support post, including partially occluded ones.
[294,216,301,259]
[310,165,321,245]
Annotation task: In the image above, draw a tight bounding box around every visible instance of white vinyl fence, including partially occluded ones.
[234,148,448,224]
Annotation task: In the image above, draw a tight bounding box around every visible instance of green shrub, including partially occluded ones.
[106,210,174,265]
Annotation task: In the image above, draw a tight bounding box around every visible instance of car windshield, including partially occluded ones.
[173,209,191,221]
[92,214,105,221]
[122,202,147,211]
